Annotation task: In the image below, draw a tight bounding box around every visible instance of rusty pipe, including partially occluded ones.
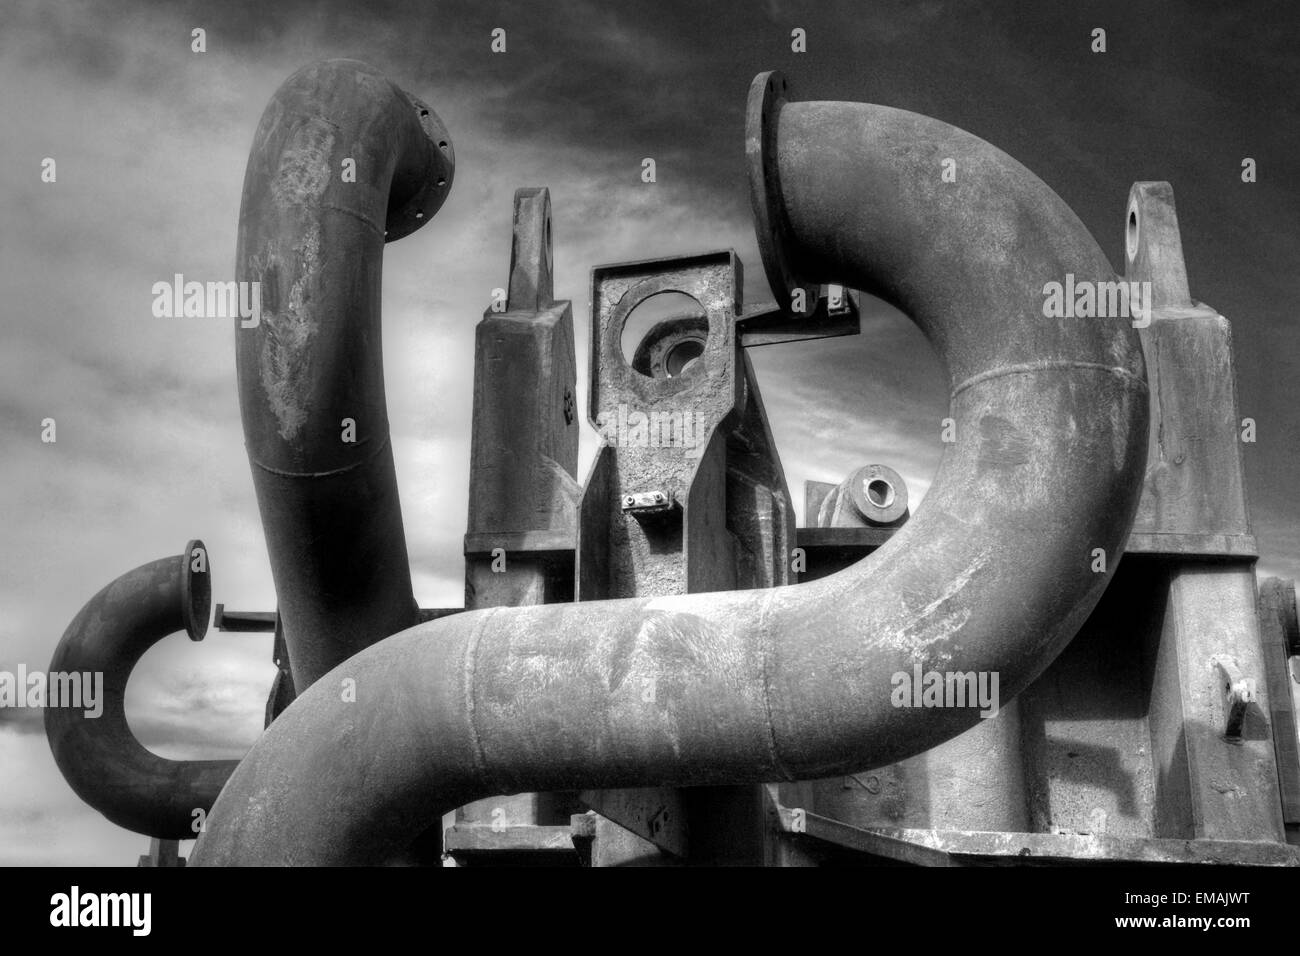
[45,542,238,839]
[236,59,455,690]
[193,73,1147,864]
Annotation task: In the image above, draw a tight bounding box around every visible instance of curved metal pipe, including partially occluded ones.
[193,73,1148,864]
[236,59,455,690]
[45,542,237,839]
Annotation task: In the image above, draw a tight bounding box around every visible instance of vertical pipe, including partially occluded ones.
[235,60,454,689]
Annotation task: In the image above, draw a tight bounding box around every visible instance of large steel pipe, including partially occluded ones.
[193,73,1147,864]
[45,542,237,838]
[236,59,454,690]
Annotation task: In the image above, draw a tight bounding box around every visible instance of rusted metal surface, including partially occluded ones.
[577,242,821,862]
[1128,184,1253,553]
[190,72,1150,865]
[581,252,752,601]
[235,59,453,691]
[816,464,909,528]
[466,187,577,555]
[443,824,581,856]
[1216,657,1257,740]
[1125,532,1258,558]
[1258,578,1300,832]
[577,786,688,858]
[457,188,581,831]
[775,808,1300,866]
[45,542,239,839]
[734,287,859,348]
[1146,564,1285,841]
[807,465,1028,834]
[1018,563,1163,837]
[1116,183,1284,842]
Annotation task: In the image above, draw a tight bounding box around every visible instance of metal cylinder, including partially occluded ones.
[235,59,455,690]
[45,541,238,839]
[193,71,1147,865]
[818,464,909,526]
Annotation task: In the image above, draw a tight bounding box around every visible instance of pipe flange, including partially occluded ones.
[384,90,455,243]
[180,538,211,642]
[848,464,908,525]
[746,71,818,315]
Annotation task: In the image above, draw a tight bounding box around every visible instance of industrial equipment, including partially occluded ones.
[46,59,1300,867]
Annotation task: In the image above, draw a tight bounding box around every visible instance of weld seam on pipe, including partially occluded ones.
[250,434,394,479]
[462,605,498,792]
[756,589,796,782]
[191,70,1148,865]
[951,361,1148,400]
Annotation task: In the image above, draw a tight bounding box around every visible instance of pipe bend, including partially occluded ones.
[236,59,454,691]
[45,542,238,839]
[194,74,1147,865]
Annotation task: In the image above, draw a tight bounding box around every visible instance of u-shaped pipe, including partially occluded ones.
[235,59,454,691]
[45,542,238,838]
[192,73,1148,864]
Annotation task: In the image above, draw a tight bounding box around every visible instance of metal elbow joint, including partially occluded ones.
[191,72,1148,865]
[236,59,455,691]
[44,541,237,839]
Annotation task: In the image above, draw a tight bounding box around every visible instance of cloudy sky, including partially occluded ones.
[2,0,1296,864]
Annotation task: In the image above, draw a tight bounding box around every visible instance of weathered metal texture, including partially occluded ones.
[465,186,579,615]
[584,813,673,867]
[630,316,707,378]
[798,181,1288,852]
[458,188,580,831]
[443,823,587,866]
[1018,561,1161,838]
[45,542,238,839]
[816,464,909,528]
[235,59,453,691]
[577,249,804,864]
[576,786,687,858]
[581,252,748,601]
[580,252,802,604]
[807,466,1028,833]
[1128,183,1254,554]
[1144,564,1285,840]
[190,73,1148,865]
[796,480,898,584]
[263,615,296,726]
[776,809,1300,866]
[1117,183,1284,842]
[1258,577,1300,837]
[734,286,859,349]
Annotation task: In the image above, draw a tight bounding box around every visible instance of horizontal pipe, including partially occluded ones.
[236,59,454,690]
[193,72,1148,864]
[45,542,238,839]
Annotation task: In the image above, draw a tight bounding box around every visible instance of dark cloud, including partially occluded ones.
[0,707,45,735]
